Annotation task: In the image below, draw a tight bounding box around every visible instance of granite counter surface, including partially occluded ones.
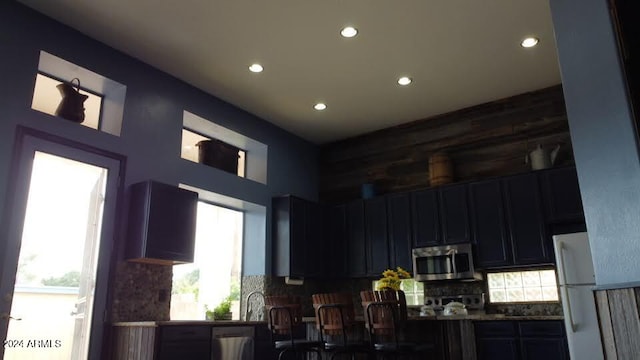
[113,314,563,327]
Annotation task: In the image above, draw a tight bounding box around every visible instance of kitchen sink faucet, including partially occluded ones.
[244,291,265,321]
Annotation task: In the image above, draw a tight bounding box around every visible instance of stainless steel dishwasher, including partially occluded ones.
[210,326,254,360]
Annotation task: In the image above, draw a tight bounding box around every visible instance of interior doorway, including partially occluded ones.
[0,132,121,360]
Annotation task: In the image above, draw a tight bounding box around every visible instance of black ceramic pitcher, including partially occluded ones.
[55,77,88,123]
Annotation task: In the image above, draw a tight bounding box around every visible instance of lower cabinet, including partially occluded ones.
[157,325,211,360]
[111,324,260,360]
[475,321,568,360]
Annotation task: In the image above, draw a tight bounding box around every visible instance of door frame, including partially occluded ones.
[0,126,125,359]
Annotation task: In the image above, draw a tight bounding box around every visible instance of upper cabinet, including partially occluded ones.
[438,184,471,244]
[346,200,367,277]
[272,195,325,278]
[387,193,413,272]
[471,166,584,269]
[503,173,550,265]
[469,180,511,268]
[540,166,584,224]
[411,188,441,247]
[365,197,390,275]
[126,181,198,264]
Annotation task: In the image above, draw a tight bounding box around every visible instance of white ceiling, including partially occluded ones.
[19,0,561,144]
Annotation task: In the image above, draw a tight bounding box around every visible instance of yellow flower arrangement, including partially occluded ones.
[376,266,412,291]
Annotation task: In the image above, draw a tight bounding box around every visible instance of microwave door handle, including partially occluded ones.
[449,249,458,274]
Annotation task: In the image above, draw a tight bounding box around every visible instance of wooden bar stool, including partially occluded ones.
[265,295,323,360]
[312,292,373,360]
[360,290,434,359]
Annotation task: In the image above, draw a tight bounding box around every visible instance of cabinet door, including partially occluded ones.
[541,166,584,224]
[519,321,568,360]
[503,174,550,265]
[273,196,324,278]
[476,338,519,360]
[387,193,413,271]
[346,200,367,277]
[273,196,303,277]
[304,201,324,278]
[411,189,441,247]
[475,322,518,360]
[365,197,390,275]
[520,338,568,360]
[326,204,348,277]
[469,180,511,268]
[157,326,211,360]
[126,181,198,264]
[439,184,470,244]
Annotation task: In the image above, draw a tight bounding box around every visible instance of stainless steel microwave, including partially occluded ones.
[412,243,482,281]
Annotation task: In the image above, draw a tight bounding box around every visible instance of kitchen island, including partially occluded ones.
[111,314,564,360]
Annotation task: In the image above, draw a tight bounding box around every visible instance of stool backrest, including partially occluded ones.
[311,292,356,337]
[265,295,302,336]
[360,290,407,337]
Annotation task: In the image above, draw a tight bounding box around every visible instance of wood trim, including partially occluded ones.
[595,287,640,359]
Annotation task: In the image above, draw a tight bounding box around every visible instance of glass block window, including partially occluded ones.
[371,279,424,306]
[487,270,559,303]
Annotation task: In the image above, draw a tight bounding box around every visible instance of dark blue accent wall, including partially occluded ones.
[0,1,318,276]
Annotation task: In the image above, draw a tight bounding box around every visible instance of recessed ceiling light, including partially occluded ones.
[521,37,539,48]
[314,103,327,111]
[249,63,264,73]
[397,77,412,86]
[340,26,358,38]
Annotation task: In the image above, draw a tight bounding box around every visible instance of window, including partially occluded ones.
[371,279,424,306]
[170,202,243,320]
[487,269,559,303]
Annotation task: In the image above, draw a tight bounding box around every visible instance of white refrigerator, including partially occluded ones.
[553,232,604,360]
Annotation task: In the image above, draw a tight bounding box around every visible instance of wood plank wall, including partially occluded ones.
[595,287,640,360]
[319,85,572,203]
[111,325,156,360]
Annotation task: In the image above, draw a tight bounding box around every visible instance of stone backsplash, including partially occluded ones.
[423,279,563,316]
[111,271,562,322]
[110,261,172,322]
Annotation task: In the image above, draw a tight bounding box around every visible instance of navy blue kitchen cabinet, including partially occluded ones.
[126,181,198,264]
[503,173,551,265]
[519,321,568,360]
[365,196,391,275]
[411,188,441,247]
[410,184,469,247]
[541,166,584,224]
[439,184,471,244]
[273,195,325,278]
[469,179,511,268]
[475,321,519,360]
[387,193,413,272]
[346,200,368,277]
[326,204,348,277]
[475,321,568,360]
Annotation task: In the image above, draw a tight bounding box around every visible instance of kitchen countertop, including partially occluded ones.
[113,314,563,327]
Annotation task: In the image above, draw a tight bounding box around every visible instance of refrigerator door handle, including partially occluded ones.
[558,242,577,332]
[561,286,577,332]
[558,241,569,285]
